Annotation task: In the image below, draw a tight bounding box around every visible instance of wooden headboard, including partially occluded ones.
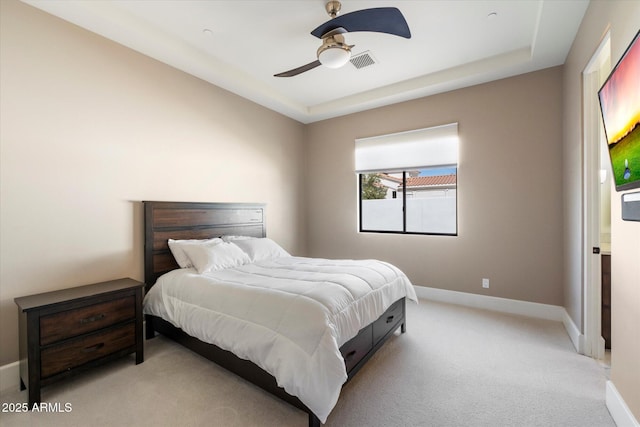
[143,201,266,289]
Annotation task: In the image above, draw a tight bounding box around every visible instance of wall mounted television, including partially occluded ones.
[598,29,640,192]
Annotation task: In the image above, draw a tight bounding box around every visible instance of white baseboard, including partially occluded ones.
[607,381,640,427]
[413,286,582,350]
[0,361,20,394]
[414,286,566,321]
[562,308,584,353]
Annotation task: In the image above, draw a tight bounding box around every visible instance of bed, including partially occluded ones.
[142,201,417,426]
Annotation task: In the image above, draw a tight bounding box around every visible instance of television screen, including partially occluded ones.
[598,30,640,192]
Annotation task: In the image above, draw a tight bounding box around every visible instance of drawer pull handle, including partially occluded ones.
[80,313,105,324]
[83,343,105,353]
[345,350,357,359]
[386,315,395,324]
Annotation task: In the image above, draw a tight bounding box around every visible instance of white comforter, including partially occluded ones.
[143,256,417,422]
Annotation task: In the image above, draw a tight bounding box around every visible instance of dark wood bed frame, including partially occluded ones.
[143,201,406,426]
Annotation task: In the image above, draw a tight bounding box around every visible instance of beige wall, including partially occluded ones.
[306,67,565,306]
[563,0,640,418]
[0,0,306,365]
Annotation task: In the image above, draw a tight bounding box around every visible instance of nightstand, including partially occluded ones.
[14,278,144,407]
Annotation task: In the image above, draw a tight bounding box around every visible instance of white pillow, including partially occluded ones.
[181,241,250,274]
[168,238,222,268]
[221,235,257,242]
[232,238,291,262]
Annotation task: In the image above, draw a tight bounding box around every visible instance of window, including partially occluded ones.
[355,123,458,235]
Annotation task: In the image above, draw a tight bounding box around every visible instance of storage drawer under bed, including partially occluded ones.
[372,299,404,345]
[340,299,405,372]
[340,324,372,372]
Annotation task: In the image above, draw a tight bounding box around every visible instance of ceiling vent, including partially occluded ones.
[350,51,377,69]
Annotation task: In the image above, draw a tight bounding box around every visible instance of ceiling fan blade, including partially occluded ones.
[274,60,322,77]
[311,7,411,39]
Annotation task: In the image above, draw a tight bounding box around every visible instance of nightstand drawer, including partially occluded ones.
[40,296,135,345]
[372,299,404,344]
[41,322,135,378]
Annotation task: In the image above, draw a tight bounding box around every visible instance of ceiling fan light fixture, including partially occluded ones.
[317,34,352,69]
[318,46,351,68]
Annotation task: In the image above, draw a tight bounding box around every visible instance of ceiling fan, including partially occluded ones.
[274,1,411,77]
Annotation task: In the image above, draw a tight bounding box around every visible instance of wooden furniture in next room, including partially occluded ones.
[15,278,145,407]
[601,254,611,349]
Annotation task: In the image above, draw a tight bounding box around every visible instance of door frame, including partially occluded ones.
[581,32,610,359]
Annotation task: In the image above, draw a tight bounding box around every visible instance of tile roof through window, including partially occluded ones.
[405,174,457,187]
[373,173,456,190]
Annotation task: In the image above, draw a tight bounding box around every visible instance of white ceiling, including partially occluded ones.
[22,0,589,124]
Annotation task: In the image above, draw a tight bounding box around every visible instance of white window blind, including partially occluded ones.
[355,123,458,173]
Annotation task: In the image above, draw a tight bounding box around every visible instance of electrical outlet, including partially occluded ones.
[482,278,490,289]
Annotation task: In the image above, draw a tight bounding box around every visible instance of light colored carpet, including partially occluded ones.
[0,299,615,427]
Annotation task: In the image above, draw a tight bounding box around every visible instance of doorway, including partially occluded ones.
[582,32,611,361]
